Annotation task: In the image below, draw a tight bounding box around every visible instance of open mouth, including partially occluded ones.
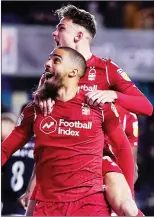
[45,72,54,80]
[56,41,60,46]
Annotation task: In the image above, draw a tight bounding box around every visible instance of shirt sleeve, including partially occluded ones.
[106,59,153,116]
[102,103,135,194]
[102,141,122,176]
[2,103,34,166]
[125,112,138,147]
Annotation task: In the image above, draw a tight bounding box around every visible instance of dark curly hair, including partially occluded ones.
[55,4,96,39]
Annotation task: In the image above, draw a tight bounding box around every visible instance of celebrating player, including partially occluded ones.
[2,47,138,216]
[18,5,150,215]
[35,4,152,117]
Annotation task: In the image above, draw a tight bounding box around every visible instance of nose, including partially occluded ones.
[44,59,52,69]
[52,29,58,38]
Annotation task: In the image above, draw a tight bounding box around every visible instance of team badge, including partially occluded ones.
[88,66,96,81]
[81,103,90,115]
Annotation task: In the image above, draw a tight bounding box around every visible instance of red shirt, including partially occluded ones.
[2,91,134,202]
[116,105,138,148]
[105,105,138,152]
[40,55,153,116]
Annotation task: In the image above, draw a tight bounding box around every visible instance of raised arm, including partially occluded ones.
[2,103,34,166]
[103,103,135,194]
[107,60,153,116]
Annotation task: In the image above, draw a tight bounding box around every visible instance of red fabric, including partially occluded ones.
[105,59,153,116]
[107,125,134,195]
[116,91,153,116]
[1,103,34,166]
[33,94,123,202]
[33,193,110,216]
[2,91,134,202]
[101,103,134,194]
[0,91,110,203]
[2,131,30,166]
[39,55,153,116]
[37,55,152,183]
[106,104,138,149]
[102,155,122,176]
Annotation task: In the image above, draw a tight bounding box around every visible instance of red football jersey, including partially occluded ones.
[116,105,138,148]
[104,105,138,156]
[40,55,152,115]
[2,91,134,202]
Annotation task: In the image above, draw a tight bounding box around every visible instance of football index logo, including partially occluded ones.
[40,116,57,134]
[40,117,92,136]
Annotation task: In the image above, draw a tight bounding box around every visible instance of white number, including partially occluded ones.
[11,161,25,192]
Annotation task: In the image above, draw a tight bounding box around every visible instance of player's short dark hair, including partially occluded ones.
[55,4,96,38]
[59,46,86,78]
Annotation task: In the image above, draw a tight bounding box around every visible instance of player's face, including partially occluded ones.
[44,48,73,83]
[52,18,79,49]
[39,48,74,100]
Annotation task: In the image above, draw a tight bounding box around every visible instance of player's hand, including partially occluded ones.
[120,199,138,216]
[18,192,31,210]
[85,90,117,106]
[33,93,55,116]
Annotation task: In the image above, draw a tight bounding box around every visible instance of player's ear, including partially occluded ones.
[74,32,83,43]
[68,69,78,78]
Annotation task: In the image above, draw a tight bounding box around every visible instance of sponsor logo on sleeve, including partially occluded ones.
[117,68,131,81]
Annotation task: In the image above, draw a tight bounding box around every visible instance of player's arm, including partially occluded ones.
[102,149,143,216]
[104,172,144,216]
[103,103,135,194]
[125,112,139,182]
[18,164,36,209]
[2,103,34,166]
[108,60,153,116]
[25,184,37,216]
[25,200,37,216]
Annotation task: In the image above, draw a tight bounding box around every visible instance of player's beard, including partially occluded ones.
[34,74,63,101]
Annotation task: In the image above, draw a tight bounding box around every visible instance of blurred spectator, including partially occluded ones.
[124,1,154,29]
[123,1,140,29]
[1,106,35,216]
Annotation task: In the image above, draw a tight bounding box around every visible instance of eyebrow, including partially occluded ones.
[56,23,65,29]
[49,53,62,59]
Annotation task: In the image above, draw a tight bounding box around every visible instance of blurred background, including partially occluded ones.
[1,0,154,216]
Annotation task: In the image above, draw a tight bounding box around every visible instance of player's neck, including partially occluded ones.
[75,43,92,61]
[57,81,79,102]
